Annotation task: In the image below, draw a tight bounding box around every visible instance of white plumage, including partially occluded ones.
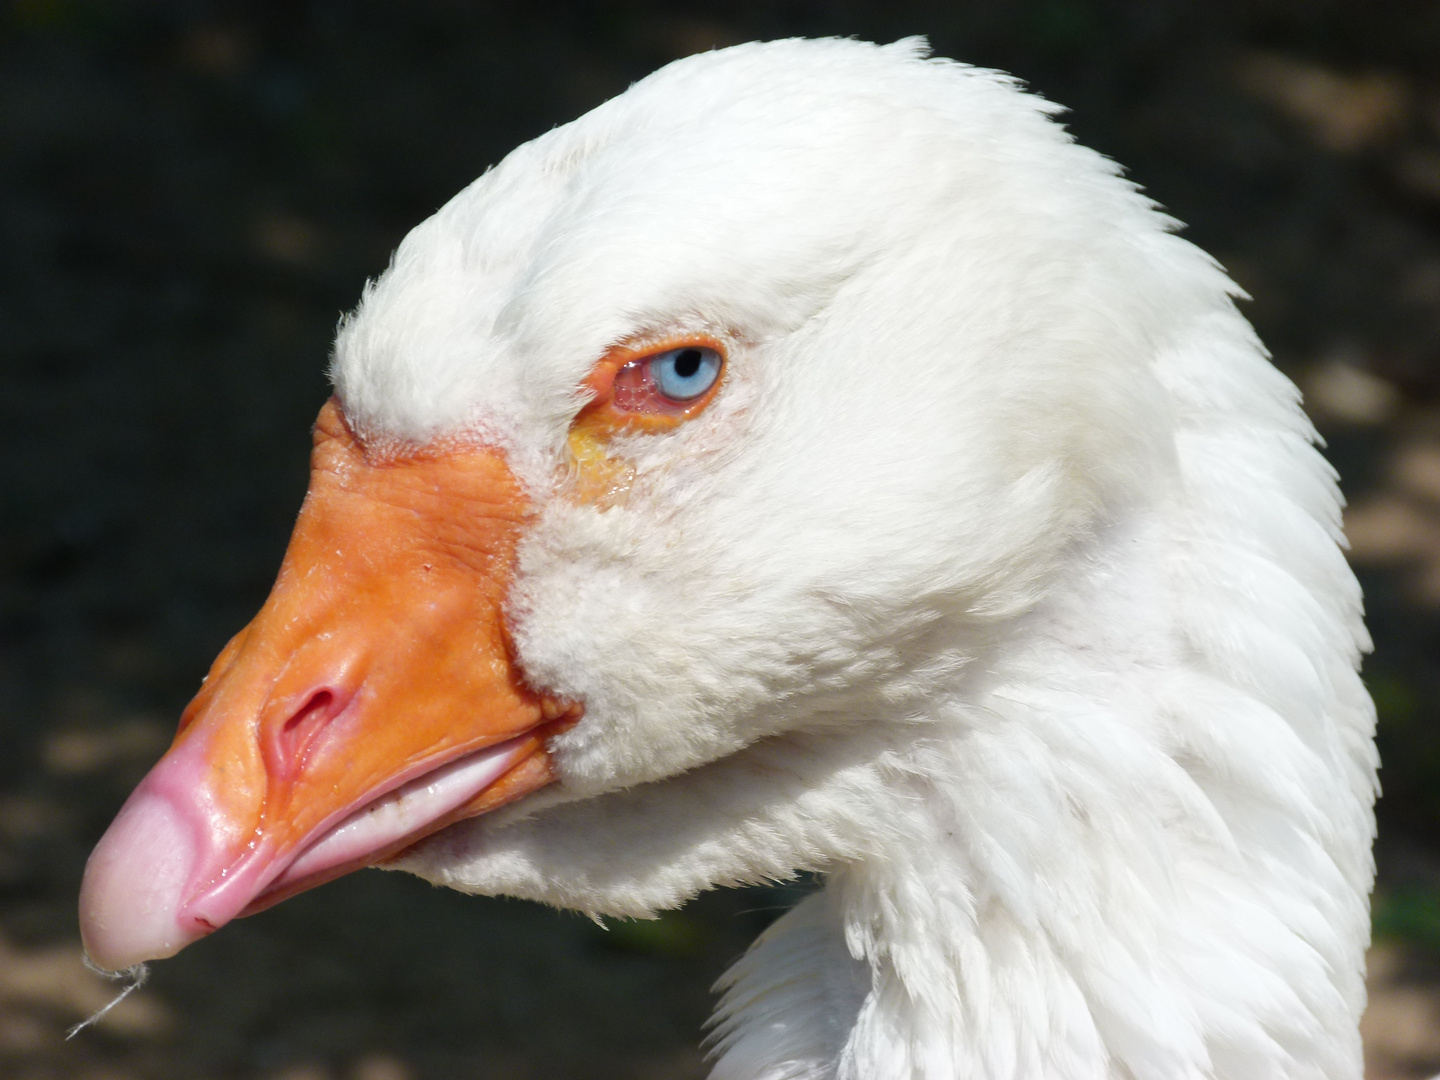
[92,36,1381,1079]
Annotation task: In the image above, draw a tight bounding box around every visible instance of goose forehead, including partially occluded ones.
[330,41,1069,452]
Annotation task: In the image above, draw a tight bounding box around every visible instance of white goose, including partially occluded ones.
[78,38,1377,1080]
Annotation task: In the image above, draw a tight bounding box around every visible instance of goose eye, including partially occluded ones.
[589,338,727,427]
[607,342,726,417]
[648,346,722,401]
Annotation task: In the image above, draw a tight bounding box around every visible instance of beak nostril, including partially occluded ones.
[276,689,340,775]
[284,689,333,734]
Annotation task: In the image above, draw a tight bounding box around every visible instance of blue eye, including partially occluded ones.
[649,346,722,401]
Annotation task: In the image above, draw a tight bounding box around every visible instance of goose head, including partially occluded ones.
[79,37,1375,1080]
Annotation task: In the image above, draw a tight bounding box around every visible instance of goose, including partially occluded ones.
[77,37,1377,1080]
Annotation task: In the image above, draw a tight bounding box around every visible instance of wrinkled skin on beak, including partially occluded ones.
[79,400,569,971]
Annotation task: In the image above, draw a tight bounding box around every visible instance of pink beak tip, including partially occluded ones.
[78,787,204,971]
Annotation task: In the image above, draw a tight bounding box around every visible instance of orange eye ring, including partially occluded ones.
[574,334,728,437]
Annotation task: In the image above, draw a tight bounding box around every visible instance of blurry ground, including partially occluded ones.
[3,1,1440,1077]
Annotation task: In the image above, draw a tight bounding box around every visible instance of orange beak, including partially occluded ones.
[79,399,570,971]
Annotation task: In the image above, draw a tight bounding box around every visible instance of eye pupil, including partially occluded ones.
[673,349,702,379]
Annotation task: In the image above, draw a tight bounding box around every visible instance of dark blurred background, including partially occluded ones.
[3,1,1440,1077]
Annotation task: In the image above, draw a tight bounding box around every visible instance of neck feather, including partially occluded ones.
[710,311,1376,1080]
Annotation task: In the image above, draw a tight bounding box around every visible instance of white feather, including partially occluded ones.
[327,37,1375,1080]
